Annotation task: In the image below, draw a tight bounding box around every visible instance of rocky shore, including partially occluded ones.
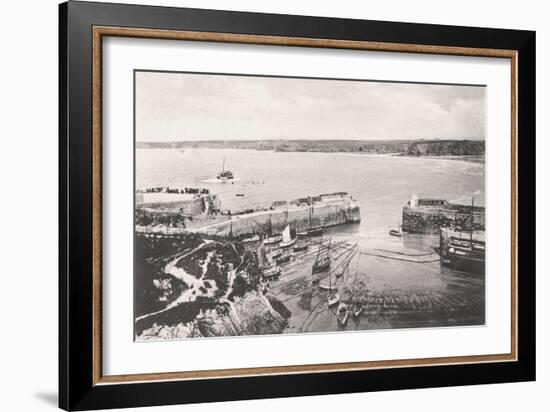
[134,233,291,340]
[137,291,289,340]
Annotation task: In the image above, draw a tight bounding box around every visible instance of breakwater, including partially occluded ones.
[402,197,485,234]
[194,197,360,237]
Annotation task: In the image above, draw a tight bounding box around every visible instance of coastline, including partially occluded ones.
[137,146,485,164]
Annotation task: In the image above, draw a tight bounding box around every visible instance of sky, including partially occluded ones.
[135,71,486,142]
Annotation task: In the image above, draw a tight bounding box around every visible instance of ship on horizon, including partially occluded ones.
[216,157,234,182]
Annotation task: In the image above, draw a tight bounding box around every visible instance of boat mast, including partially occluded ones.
[315,235,322,264]
[328,237,332,291]
[309,198,312,229]
[222,157,225,173]
[470,196,474,244]
[328,257,332,291]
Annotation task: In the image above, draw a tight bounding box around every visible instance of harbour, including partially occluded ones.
[135,148,485,339]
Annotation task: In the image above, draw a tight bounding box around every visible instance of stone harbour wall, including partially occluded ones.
[198,199,361,237]
[402,205,485,234]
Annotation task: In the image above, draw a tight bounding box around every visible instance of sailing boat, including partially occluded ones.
[259,238,281,280]
[319,239,336,292]
[312,237,331,273]
[216,157,234,182]
[325,266,339,307]
[264,219,282,246]
[298,201,324,237]
[279,224,296,248]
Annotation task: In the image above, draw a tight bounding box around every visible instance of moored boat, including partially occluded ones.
[306,226,323,236]
[312,237,331,273]
[293,242,308,252]
[337,303,349,325]
[279,225,297,248]
[270,249,282,259]
[264,235,282,246]
[351,302,363,318]
[277,253,291,264]
[389,222,403,237]
[438,198,485,274]
[328,292,340,307]
[318,282,335,291]
[389,229,402,237]
[312,255,330,273]
[241,234,260,244]
[262,265,281,279]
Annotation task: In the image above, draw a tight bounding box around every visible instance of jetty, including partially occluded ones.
[401,194,485,234]
[136,191,361,239]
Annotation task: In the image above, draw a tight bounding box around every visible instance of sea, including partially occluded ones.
[136,148,486,334]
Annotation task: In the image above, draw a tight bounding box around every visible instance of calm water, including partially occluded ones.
[137,148,486,333]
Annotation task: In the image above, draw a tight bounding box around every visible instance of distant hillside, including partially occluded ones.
[137,139,485,157]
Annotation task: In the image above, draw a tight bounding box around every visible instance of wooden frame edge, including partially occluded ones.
[92,27,103,385]
[91,26,519,386]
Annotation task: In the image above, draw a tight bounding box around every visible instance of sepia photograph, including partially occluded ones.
[133,70,486,341]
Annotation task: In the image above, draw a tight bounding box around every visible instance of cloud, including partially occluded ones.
[136,71,485,142]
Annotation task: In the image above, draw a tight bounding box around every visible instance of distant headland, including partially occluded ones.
[137,139,485,158]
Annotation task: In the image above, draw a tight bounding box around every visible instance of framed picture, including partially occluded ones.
[59,1,536,410]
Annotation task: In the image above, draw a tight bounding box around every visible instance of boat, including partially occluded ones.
[318,282,335,291]
[439,230,485,272]
[263,219,281,245]
[306,226,324,237]
[269,249,282,259]
[279,225,297,248]
[389,222,403,237]
[312,237,331,273]
[349,261,363,319]
[277,253,291,264]
[235,193,245,197]
[262,265,281,279]
[216,157,234,182]
[321,256,339,310]
[293,242,309,252]
[241,234,260,244]
[389,229,402,237]
[298,226,323,237]
[264,235,282,246]
[298,203,324,237]
[337,303,349,325]
[313,255,330,273]
[437,198,485,273]
[328,292,340,307]
[433,246,451,265]
[351,301,363,318]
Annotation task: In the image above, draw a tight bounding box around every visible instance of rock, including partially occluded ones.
[138,322,202,340]
[234,292,288,335]
[137,291,289,340]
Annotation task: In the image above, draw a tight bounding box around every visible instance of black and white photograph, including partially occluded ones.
[134,71,487,341]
